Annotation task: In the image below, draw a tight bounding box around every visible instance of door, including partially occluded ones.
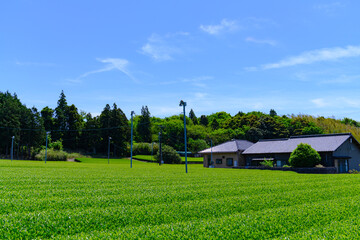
[338,159,349,173]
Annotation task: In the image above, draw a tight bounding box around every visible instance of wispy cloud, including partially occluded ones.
[311,97,360,109]
[311,98,328,108]
[72,58,137,83]
[140,32,189,61]
[253,45,360,70]
[314,2,346,14]
[200,19,239,35]
[320,74,360,84]
[245,37,277,46]
[15,60,56,67]
[157,76,213,88]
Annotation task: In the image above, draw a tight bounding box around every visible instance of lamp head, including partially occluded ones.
[131,111,135,116]
[179,100,187,107]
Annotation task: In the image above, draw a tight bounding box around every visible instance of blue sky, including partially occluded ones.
[2,1,360,120]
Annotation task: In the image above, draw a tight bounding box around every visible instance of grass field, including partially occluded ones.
[133,154,203,162]
[1,158,360,239]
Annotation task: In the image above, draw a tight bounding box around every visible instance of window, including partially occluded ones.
[226,158,233,166]
[216,159,222,164]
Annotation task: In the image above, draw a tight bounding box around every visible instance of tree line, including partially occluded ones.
[1,90,360,159]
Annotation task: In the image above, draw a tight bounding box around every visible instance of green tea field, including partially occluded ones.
[1,158,360,239]
[132,155,203,162]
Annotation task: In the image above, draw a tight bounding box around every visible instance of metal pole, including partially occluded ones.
[179,100,188,173]
[45,132,49,163]
[11,136,14,162]
[108,137,111,164]
[130,111,135,168]
[151,142,153,161]
[211,138,213,168]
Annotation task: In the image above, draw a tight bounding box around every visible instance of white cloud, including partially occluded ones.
[157,76,213,88]
[311,98,328,108]
[320,74,360,84]
[140,33,187,61]
[245,37,277,46]
[200,19,238,35]
[76,58,137,83]
[314,2,345,14]
[258,45,360,70]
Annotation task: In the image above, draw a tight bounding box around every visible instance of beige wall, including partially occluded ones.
[203,152,244,168]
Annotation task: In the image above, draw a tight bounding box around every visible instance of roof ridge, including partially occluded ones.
[290,133,351,139]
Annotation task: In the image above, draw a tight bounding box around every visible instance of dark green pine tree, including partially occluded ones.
[136,106,152,142]
[189,109,198,125]
[54,91,68,141]
[41,106,54,131]
[64,104,83,150]
[199,115,208,126]
[110,103,130,156]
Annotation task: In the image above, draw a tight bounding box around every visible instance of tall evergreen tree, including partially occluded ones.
[41,106,54,131]
[63,104,83,149]
[136,106,152,142]
[189,109,198,124]
[54,91,68,141]
[199,115,208,126]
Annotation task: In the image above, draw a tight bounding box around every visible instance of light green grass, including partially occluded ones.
[1,158,360,239]
[133,154,203,162]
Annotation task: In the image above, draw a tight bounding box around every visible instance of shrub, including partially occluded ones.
[133,142,158,155]
[35,149,67,161]
[35,149,88,161]
[49,140,63,151]
[289,143,321,167]
[283,165,291,168]
[155,145,181,164]
[260,160,274,168]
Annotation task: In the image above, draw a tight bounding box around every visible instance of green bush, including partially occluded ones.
[289,143,321,167]
[155,145,181,164]
[49,140,63,151]
[35,149,67,161]
[133,142,158,155]
[260,160,274,168]
[35,149,88,161]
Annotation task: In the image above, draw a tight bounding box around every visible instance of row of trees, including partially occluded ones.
[2,90,360,159]
[0,91,130,158]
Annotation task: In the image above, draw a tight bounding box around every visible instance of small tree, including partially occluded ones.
[289,143,321,167]
[155,145,181,164]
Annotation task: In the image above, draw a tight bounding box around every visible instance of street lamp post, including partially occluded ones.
[11,136,14,162]
[45,132,50,163]
[159,125,163,165]
[108,136,112,164]
[210,138,213,168]
[130,111,135,168]
[179,100,188,173]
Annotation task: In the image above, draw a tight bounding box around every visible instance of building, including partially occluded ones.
[199,139,254,168]
[242,133,360,173]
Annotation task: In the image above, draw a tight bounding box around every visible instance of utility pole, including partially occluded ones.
[210,138,213,168]
[130,111,135,168]
[151,142,154,161]
[45,132,50,163]
[159,125,163,165]
[179,100,188,173]
[11,136,14,162]
[108,136,112,164]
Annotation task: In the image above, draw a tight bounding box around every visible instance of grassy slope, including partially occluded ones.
[133,155,203,162]
[1,158,360,239]
[305,115,360,141]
